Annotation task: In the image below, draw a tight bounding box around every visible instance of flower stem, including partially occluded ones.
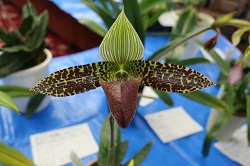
[106,115,114,166]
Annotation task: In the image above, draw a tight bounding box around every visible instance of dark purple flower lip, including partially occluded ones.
[100,80,141,128]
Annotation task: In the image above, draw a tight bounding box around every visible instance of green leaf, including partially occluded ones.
[124,141,153,166]
[19,16,34,36]
[238,72,250,95]
[247,95,250,145]
[1,44,31,53]
[209,49,230,76]
[169,57,211,66]
[30,62,118,97]
[78,18,107,37]
[140,0,168,14]
[99,11,144,64]
[231,27,250,46]
[0,52,33,78]
[153,89,174,106]
[0,86,35,97]
[228,19,250,27]
[26,94,46,118]
[26,11,48,50]
[0,91,20,114]
[98,116,120,166]
[145,9,165,29]
[108,0,121,17]
[173,7,197,38]
[98,117,110,166]
[123,0,145,43]
[0,28,23,46]
[22,1,37,19]
[128,61,214,93]
[213,12,235,27]
[202,86,235,156]
[0,142,35,166]
[80,0,115,28]
[202,112,229,156]
[180,90,227,111]
[115,141,128,166]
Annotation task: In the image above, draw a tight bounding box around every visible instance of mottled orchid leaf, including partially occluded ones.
[125,60,214,93]
[99,10,144,64]
[30,62,118,97]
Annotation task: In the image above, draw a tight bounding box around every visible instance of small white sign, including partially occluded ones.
[139,86,159,107]
[145,106,203,143]
[215,125,250,166]
[30,123,98,166]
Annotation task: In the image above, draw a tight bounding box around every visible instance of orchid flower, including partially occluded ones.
[31,11,214,128]
[228,46,250,85]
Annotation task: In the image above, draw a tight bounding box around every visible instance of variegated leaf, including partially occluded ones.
[99,10,144,64]
[30,62,118,97]
[125,60,214,93]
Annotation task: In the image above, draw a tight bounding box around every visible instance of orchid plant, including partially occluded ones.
[202,44,250,156]
[30,11,213,165]
[31,10,213,128]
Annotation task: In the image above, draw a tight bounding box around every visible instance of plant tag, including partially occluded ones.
[30,123,98,166]
[139,86,159,107]
[145,106,203,143]
[215,124,250,166]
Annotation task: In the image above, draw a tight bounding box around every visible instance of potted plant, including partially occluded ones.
[0,0,51,115]
[202,42,250,156]
[31,10,214,165]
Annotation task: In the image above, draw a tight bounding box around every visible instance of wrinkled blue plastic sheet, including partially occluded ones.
[1,1,243,165]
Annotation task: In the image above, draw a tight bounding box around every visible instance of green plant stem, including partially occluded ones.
[152,26,212,62]
[106,115,114,166]
[0,0,22,40]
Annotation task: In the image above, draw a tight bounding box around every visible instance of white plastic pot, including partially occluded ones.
[2,49,52,113]
[158,11,214,59]
[206,108,246,141]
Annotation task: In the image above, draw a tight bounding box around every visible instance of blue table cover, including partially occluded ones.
[0,1,243,165]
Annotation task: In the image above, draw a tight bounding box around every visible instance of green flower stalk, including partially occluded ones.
[31,11,214,128]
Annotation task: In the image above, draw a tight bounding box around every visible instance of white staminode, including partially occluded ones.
[99,10,144,64]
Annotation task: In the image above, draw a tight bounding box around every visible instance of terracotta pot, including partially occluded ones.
[2,49,52,113]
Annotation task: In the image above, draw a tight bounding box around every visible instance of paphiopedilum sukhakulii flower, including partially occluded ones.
[31,11,214,128]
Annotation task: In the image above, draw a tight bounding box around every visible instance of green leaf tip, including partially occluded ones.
[99,10,144,64]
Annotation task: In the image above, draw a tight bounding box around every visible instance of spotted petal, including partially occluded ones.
[99,10,144,64]
[30,62,118,97]
[125,60,214,93]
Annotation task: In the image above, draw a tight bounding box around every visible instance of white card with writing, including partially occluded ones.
[139,86,159,107]
[30,123,98,166]
[145,106,203,143]
[215,124,250,166]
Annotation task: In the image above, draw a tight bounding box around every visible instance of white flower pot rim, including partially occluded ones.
[6,48,52,77]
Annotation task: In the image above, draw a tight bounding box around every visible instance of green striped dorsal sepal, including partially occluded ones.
[99,10,144,64]
[30,62,119,97]
[126,60,214,93]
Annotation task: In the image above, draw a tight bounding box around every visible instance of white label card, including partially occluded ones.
[145,106,203,143]
[30,123,98,166]
[215,125,250,166]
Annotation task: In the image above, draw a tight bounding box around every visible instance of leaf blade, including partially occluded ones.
[0,91,20,113]
[78,18,107,37]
